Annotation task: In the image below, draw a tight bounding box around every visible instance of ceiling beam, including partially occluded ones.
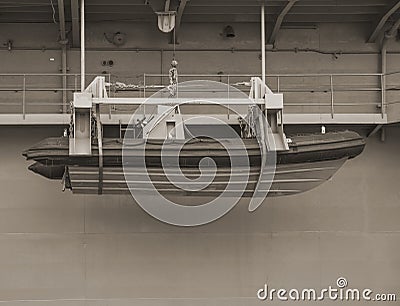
[268,0,298,45]
[57,0,68,112]
[0,13,376,23]
[0,0,389,7]
[388,15,400,36]
[57,0,66,41]
[170,0,188,44]
[0,7,384,16]
[164,0,171,11]
[147,0,179,12]
[70,0,80,47]
[367,0,400,43]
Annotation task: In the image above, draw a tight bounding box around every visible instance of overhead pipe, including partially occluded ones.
[80,0,85,92]
[61,47,67,111]
[261,4,266,84]
[57,0,67,112]
[381,18,400,73]
[381,35,388,116]
[6,45,400,56]
[380,18,400,117]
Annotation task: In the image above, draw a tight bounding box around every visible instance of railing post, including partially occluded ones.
[330,75,334,118]
[22,75,26,120]
[143,73,146,117]
[227,75,230,99]
[108,73,112,119]
[61,71,67,114]
[277,76,280,93]
[108,73,111,97]
[380,74,385,118]
[143,73,146,98]
[227,75,230,119]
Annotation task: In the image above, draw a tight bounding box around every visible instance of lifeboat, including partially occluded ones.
[23,130,365,197]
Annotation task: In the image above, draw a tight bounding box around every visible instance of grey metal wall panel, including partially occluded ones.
[0,126,399,304]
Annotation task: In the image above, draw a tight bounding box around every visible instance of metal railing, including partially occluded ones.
[383,71,400,111]
[0,73,111,119]
[143,73,387,118]
[0,72,396,121]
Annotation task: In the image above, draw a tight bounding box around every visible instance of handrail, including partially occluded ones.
[0,72,389,77]
[144,73,384,77]
[0,73,108,76]
[383,71,400,77]
[0,72,391,122]
[143,73,387,119]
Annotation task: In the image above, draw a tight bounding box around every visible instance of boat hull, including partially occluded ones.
[23,130,365,197]
[66,158,346,197]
